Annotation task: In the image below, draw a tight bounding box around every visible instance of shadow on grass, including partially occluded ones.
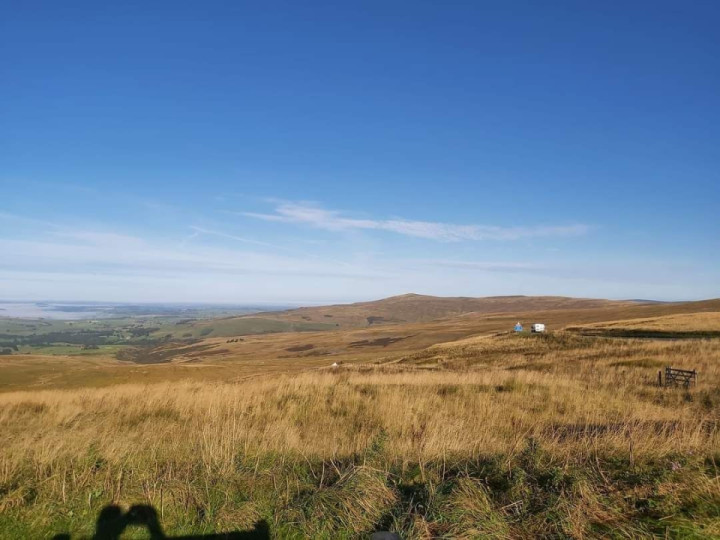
[52,504,270,540]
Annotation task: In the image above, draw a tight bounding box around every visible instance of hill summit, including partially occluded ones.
[243,293,639,328]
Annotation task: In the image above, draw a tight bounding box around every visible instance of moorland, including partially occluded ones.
[1,294,719,538]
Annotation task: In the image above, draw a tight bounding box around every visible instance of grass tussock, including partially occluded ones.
[435,477,509,539]
[1,332,719,537]
[295,466,396,537]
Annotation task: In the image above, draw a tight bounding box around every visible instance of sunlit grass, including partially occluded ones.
[1,330,719,537]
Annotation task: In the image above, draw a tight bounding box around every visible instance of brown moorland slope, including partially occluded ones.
[236,293,642,328]
[180,295,720,339]
[2,297,718,391]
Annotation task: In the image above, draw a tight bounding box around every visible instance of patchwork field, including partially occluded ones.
[1,296,719,538]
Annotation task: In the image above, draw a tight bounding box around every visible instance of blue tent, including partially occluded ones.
[514,322,523,332]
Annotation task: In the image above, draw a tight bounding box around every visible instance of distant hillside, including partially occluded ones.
[237,293,640,329]
[620,297,720,317]
[156,295,720,339]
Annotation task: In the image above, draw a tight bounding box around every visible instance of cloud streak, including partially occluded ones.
[189,226,280,248]
[0,215,705,303]
[242,203,589,241]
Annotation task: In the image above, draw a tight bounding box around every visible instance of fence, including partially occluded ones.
[658,367,697,388]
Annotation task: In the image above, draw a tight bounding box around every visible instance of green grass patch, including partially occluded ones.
[6,438,717,539]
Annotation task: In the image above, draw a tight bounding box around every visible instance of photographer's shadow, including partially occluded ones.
[53,504,270,540]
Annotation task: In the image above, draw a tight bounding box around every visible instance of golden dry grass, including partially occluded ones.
[2,355,717,464]
[1,311,720,537]
[572,311,720,332]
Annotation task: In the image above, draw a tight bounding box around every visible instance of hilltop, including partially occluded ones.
[145,293,643,340]
[234,293,639,328]
[147,295,720,341]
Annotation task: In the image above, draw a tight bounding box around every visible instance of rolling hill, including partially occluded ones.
[2,294,719,391]
[154,294,720,341]
[233,293,641,328]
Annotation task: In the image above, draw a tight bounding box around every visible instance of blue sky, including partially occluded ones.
[1,1,719,303]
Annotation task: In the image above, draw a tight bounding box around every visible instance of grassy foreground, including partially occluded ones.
[1,331,719,538]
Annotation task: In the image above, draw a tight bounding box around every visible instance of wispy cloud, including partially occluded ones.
[189,226,279,248]
[427,260,546,273]
[51,230,147,248]
[0,236,386,280]
[0,213,705,303]
[0,211,61,229]
[242,202,589,241]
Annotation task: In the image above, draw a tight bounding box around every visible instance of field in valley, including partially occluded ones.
[1,296,719,538]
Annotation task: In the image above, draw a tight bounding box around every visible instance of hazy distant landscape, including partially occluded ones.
[0,301,286,320]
